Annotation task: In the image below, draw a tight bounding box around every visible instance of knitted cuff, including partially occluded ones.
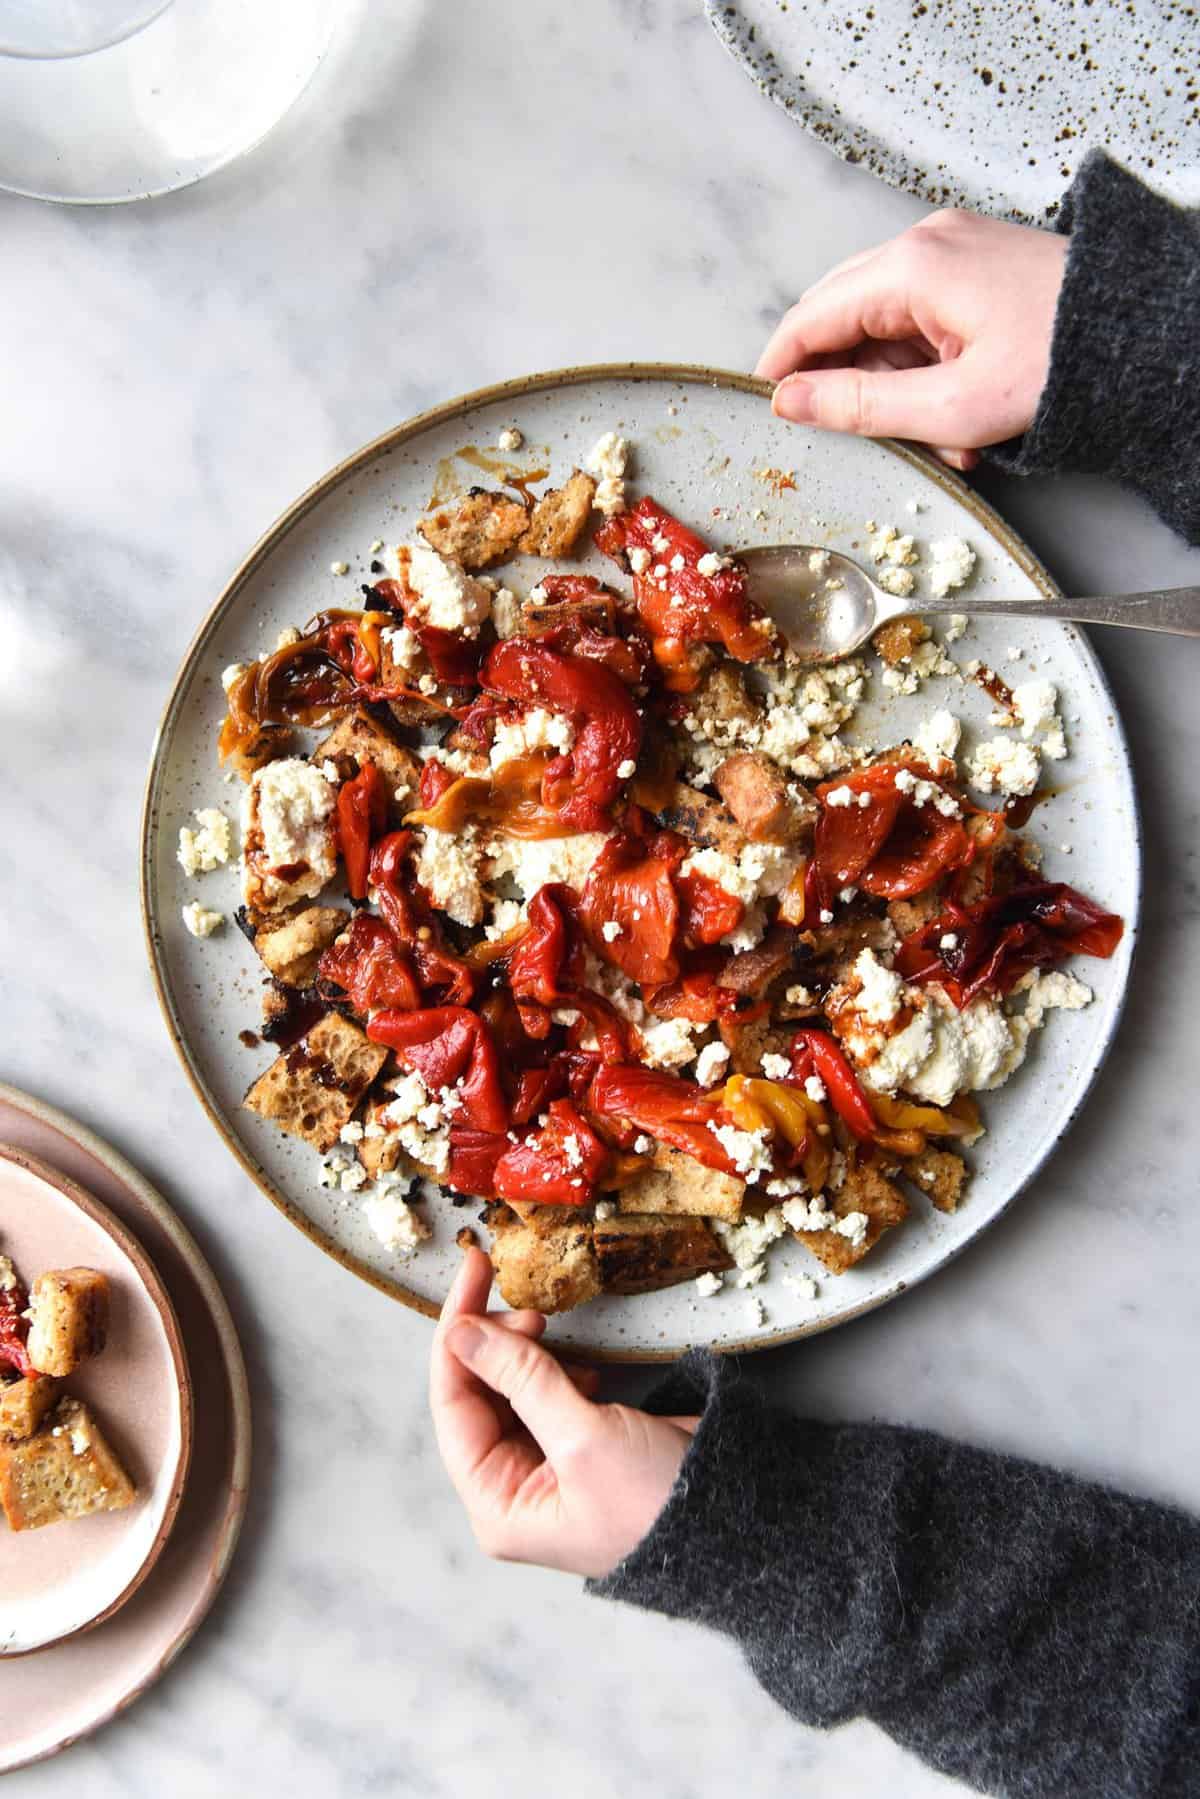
[987,151,1200,543]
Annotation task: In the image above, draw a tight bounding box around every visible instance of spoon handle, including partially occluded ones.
[924,588,1200,637]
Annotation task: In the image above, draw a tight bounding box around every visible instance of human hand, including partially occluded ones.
[757,209,1068,471]
[430,1246,698,1579]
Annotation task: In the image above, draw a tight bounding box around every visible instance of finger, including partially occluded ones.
[492,1309,548,1341]
[755,244,890,377]
[565,1365,602,1399]
[756,261,924,381]
[772,358,977,445]
[934,446,981,472]
[660,1414,702,1436]
[443,1317,596,1456]
[430,1246,495,1410]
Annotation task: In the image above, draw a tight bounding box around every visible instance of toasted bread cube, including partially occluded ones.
[0,1395,135,1531]
[902,1145,969,1214]
[312,708,420,812]
[253,905,349,987]
[594,1214,732,1294]
[487,1206,601,1315]
[244,1012,388,1152]
[356,1098,406,1181]
[616,1147,745,1222]
[874,616,929,666]
[690,662,763,738]
[517,471,595,559]
[26,1269,109,1377]
[887,890,943,939]
[223,721,294,783]
[714,753,817,846]
[799,1161,909,1273]
[656,782,746,858]
[419,488,530,570]
[0,1375,60,1443]
[717,1011,775,1076]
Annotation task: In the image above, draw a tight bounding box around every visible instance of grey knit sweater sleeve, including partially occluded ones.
[589,1352,1200,1798]
[987,151,1200,545]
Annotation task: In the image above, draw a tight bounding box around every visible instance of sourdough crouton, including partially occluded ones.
[716,929,797,998]
[518,471,596,558]
[356,1099,406,1181]
[594,1214,732,1294]
[901,1145,969,1214]
[244,1012,388,1152]
[487,1206,601,1314]
[799,1160,909,1273]
[26,1269,108,1377]
[0,1375,60,1444]
[656,782,746,857]
[0,1395,135,1531]
[874,616,929,666]
[717,1011,776,1075]
[714,753,817,846]
[887,890,942,939]
[690,662,763,738]
[799,910,897,978]
[419,488,530,570]
[223,722,294,784]
[312,708,421,810]
[616,1146,745,1222]
[253,906,348,987]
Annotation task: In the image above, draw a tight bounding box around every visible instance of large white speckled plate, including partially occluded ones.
[141,365,1139,1361]
[707,0,1200,223]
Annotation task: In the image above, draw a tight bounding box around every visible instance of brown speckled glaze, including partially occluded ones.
[707,0,1200,222]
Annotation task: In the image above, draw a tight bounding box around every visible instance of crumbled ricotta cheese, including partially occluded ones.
[489,707,575,769]
[383,1072,451,1174]
[387,542,491,632]
[178,807,232,876]
[363,1184,431,1256]
[928,538,977,598]
[616,758,638,780]
[861,987,1026,1105]
[641,1015,700,1071]
[380,623,422,670]
[330,561,350,577]
[694,1041,731,1087]
[490,587,524,639]
[246,760,336,902]
[870,524,919,568]
[1011,679,1059,741]
[496,425,523,452]
[697,551,734,577]
[695,1271,724,1297]
[784,1272,819,1300]
[221,662,248,694]
[968,737,1040,799]
[678,841,801,908]
[760,1052,792,1081]
[594,1199,617,1220]
[878,566,917,599]
[707,1122,773,1179]
[851,948,905,1025]
[587,431,629,517]
[804,1074,828,1104]
[1020,969,1093,1027]
[414,827,485,927]
[182,901,223,938]
[488,831,610,898]
[943,613,969,642]
[1041,723,1068,761]
[484,898,527,940]
[600,920,623,943]
[627,546,651,575]
[913,709,962,766]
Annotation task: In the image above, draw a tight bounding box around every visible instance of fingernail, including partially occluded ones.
[446,1321,485,1364]
[772,376,813,421]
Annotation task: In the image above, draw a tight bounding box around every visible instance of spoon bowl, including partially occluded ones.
[741,543,1200,663]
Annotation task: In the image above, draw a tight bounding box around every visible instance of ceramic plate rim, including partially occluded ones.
[0,1142,194,1655]
[139,361,1141,1363]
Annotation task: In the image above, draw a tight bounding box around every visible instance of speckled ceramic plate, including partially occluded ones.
[0,1083,250,1772]
[0,1147,191,1657]
[141,363,1139,1361]
[707,0,1200,222]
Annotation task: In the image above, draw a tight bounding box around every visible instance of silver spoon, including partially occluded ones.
[740,545,1200,665]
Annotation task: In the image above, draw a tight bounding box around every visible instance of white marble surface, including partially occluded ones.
[3,2,1199,1792]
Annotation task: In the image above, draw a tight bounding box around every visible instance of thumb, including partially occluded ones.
[773,358,975,446]
[444,1317,595,1453]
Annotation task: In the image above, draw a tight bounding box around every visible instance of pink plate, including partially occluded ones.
[0,1084,250,1772]
[0,1147,192,1655]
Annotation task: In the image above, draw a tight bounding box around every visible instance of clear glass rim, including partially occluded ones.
[0,0,175,62]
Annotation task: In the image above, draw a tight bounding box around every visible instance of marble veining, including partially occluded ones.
[3,2,1200,1793]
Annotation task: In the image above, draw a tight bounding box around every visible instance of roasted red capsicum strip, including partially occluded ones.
[481,638,641,832]
[0,1275,33,1377]
[336,760,388,900]
[895,880,1124,1005]
[318,913,420,1013]
[790,1028,877,1140]
[811,761,974,902]
[367,1006,510,1135]
[493,1099,609,1207]
[587,1063,741,1173]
